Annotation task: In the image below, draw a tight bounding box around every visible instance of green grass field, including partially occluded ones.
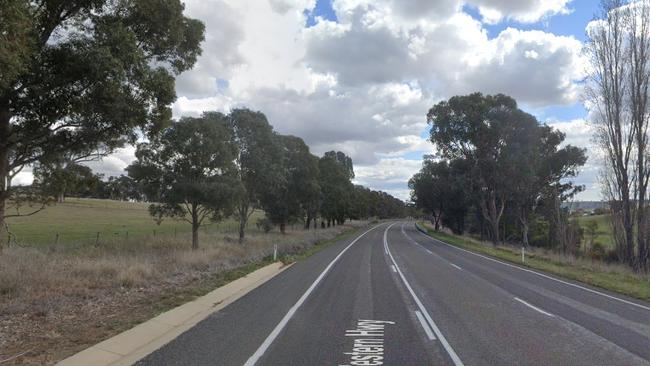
[6,198,264,246]
[574,214,614,249]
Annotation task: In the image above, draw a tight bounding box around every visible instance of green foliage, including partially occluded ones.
[228,109,285,240]
[0,0,33,91]
[350,185,407,220]
[262,135,320,232]
[319,151,354,224]
[0,0,205,227]
[99,175,143,201]
[33,161,102,202]
[128,113,241,248]
[408,158,469,233]
[256,217,274,234]
[420,93,587,247]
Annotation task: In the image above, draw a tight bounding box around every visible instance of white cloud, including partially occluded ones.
[354,158,424,200]
[80,0,595,201]
[469,0,572,24]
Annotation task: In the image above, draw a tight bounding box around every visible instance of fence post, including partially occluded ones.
[126,231,129,239]
[55,233,59,245]
[96,232,100,245]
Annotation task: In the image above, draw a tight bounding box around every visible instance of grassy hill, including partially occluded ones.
[6,198,263,246]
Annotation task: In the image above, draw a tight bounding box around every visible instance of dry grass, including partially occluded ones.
[0,222,367,365]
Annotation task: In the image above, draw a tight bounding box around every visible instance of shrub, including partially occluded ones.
[589,242,606,261]
[256,218,274,233]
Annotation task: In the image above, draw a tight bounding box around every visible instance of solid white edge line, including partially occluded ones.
[514,297,555,317]
[415,310,437,340]
[391,265,397,273]
[243,223,385,366]
[384,223,464,366]
[450,263,462,270]
[414,224,650,312]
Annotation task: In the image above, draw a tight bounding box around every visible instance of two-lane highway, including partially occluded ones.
[138,222,650,365]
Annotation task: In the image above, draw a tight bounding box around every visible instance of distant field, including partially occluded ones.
[574,214,614,249]
[6,198,264,246]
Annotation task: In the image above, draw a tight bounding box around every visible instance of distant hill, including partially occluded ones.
[563,201,609,212]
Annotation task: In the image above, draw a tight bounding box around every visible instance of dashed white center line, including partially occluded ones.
[384,223,464,366]
[415,310,437,340]
[449,263,462,270]
[514,297,555,317]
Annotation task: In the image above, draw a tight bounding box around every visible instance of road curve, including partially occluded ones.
[137,222,650,366]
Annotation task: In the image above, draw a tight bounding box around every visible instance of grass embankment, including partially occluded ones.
[0,197,369,365]
[416,222,650,303]
[6,197,264,246]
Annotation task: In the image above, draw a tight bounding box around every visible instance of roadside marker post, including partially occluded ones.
[273,244,278,261]
[521,246,525,264]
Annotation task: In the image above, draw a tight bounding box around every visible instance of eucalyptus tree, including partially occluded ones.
[319,151,354,225]
[427,93,586,245]
[262,135,320,233]
[128,113,240,249]
[228,109,284,242]
[428,93,522,244]
[0,0,204,245]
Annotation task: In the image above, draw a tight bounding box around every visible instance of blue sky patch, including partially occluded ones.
[305,0,338,27]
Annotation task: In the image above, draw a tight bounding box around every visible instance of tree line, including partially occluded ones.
[410,93,587,251]
[32,109,410,248]
[0,1,408,250]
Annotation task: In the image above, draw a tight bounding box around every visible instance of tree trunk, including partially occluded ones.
[192,223,199,250]
[280,222,286,234]
[621,190,634,265]
[481,191,503,245]
[0,104,10,251]
[305,213,312,230]
[191,204,199,250]
[57,191,65,203]
[238,202,248,243]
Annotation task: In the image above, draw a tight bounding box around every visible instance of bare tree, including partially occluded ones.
[628,1,650,270]
[587,0,634,266]
[587,0,650,270]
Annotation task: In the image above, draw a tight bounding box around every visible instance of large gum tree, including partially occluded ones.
[0,0,204,246]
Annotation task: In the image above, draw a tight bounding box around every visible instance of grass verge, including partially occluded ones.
[416,222,650,303]
[0,221,369,366]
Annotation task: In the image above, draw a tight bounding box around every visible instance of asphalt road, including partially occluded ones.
[138,222,650,366]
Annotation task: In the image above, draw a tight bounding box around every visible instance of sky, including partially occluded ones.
[22,0,603,202]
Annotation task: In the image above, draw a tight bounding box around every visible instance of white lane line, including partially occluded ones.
[415,310,437,340]
[244,224,385,366]
[514,297,555,317]
[384,223,464,366]
[391,265,397,273]
[450,263,462,270]
[414,226,650,312]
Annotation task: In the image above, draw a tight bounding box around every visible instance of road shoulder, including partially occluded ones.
[56,262,288,366]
